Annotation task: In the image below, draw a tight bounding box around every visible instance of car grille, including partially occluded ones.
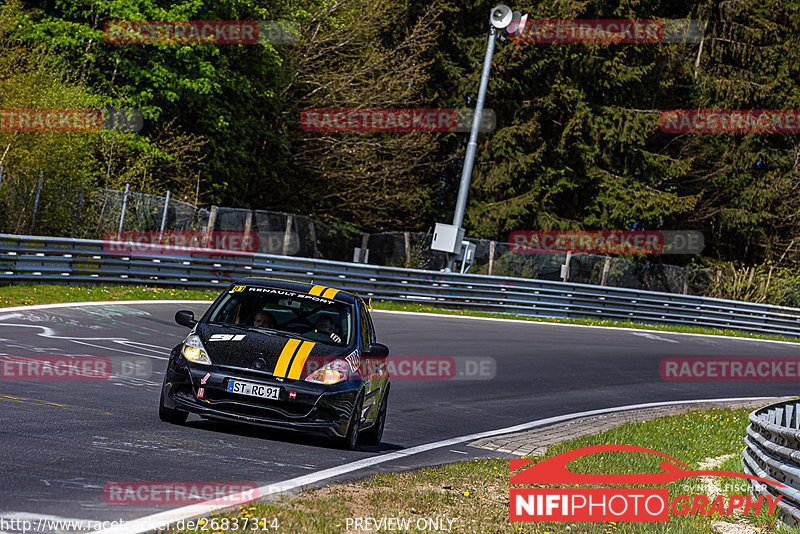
[204,389,313,418]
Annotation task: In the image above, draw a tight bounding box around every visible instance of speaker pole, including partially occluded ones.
[440,5,518,272]
[447,25,500,271]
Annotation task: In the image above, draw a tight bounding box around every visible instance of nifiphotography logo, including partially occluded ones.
[509,444,783,522]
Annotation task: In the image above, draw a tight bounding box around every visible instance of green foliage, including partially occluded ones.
[17,0,295,203]
[283,0,447,230]
[705,261,800,307]
[7,0,800,274]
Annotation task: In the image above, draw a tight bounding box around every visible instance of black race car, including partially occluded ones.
[159,278,390,449]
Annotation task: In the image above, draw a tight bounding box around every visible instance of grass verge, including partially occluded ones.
[0,284,218,307]
[170,407,791,534]
[0,284,797,345]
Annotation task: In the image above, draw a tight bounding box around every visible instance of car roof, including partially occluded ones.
[233,277,359,305]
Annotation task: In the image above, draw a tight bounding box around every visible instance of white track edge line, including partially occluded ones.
[371,309,800,346]
[94,395,781,534]
[0,300,212,314]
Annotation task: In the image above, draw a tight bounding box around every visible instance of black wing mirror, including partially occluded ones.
[365,342,389,358]
[175,310,197,328]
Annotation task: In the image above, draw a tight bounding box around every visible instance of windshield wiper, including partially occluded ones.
[208,322,258,333]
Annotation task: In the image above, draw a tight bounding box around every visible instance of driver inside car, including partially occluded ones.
[253,310,277,329]
[314,315,342,343]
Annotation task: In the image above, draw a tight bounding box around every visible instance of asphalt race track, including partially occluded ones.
[1,301,798,528]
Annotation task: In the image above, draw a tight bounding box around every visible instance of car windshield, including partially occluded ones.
[207,285,354,346]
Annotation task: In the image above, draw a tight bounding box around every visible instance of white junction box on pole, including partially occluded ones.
[431,223,465,254]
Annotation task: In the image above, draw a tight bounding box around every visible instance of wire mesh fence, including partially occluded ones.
[0,169,714,296]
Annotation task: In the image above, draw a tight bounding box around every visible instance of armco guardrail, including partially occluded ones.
[744,399,800,525]
[1,233,800,336]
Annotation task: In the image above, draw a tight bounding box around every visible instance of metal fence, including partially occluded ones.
[0,173,713,296]
[743,399,800,525]
[1,233,800,337]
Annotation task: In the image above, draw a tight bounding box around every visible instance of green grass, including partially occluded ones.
[1,284,798,345]
[165,406,793,534]
[0,284,218,307]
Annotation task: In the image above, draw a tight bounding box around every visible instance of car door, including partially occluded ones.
[357,299,380,421]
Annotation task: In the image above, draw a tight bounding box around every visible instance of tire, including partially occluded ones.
[361,385,389,446]
[339,391,364,450]
[159,385,188,425]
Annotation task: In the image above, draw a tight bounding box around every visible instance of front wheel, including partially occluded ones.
[159,385,188,425]
[338,392,364,450]
[361,385,389,446]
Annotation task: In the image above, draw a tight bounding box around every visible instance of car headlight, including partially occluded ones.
[182,334,211,365]
[305,359,349,385]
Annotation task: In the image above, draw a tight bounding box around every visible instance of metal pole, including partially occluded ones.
[203,206,218,248]
[447,26,497,272]
[0,165,4,189]
[30,171,43,235]
[601,256,611,286]
[72,181,85,238]
[158,189,170,241]
[118,183,129,238]
[452,27,497,230]
[562,251,572,282]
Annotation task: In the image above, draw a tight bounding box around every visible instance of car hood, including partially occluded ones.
[197,323,353,379]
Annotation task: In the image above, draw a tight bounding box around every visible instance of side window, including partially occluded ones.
[358,301,370,348]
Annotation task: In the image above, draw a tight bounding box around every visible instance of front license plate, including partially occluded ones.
[227,379,280,400]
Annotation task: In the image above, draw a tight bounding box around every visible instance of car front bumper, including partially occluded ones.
[162,350,360,438]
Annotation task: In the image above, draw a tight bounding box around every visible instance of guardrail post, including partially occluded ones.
[158,189,171,241]
[117,183,130,238]
[30,171,43,235]
[488,240,496,276]
[601,256,611,286]
[72,181,85,238]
